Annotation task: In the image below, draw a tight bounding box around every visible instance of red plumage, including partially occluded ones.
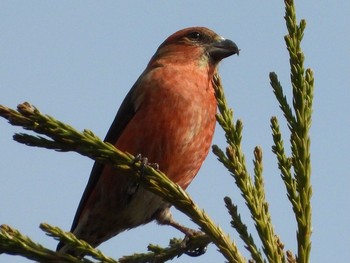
[57,27,239,254]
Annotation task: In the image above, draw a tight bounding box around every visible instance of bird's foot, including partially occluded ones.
[181,231,208,257]
[134,154,159,174]
[154,209,208,257]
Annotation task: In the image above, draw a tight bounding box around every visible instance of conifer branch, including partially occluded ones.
[213,75,285,263]
[0,224,92,263]
[40,223,118,262]
[0,102,244,263]
[269,1,313,262]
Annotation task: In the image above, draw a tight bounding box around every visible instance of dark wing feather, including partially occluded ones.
[56,81,139,251]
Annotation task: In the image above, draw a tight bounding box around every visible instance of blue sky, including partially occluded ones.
[1,1,349,262]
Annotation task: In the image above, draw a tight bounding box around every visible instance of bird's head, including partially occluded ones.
[150,27,239,69]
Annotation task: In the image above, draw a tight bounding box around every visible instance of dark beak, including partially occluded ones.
[208,38,239,61]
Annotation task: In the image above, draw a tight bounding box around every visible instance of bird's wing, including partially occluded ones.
[57,78,143,251]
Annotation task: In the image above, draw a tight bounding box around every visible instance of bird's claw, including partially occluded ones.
[134,154,159,177]
[181,231,207,257]
[133,153,146,164]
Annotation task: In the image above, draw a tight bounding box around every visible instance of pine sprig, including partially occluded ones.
[270,117,298,207]
[119,236,211,263]
[212,75,285,263]
[253,147,265,203]
[269,72,296,130]
[224,197,265,263]
[40,223,117,263]
[0,224,92,263]
[270,1,313,262]
[0,223,212,263]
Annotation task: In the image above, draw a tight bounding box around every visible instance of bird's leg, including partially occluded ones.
[154,208,207,257]
[156,208,200,236]
[135,155,207,256]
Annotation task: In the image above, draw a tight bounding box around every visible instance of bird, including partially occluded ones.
[57,27,239,255]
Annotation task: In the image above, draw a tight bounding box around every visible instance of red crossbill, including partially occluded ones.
[57,27,239,254]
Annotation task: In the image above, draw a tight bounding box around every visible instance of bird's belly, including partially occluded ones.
[121,186,166,226]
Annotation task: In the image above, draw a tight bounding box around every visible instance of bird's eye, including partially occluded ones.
[187,31,202,42]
